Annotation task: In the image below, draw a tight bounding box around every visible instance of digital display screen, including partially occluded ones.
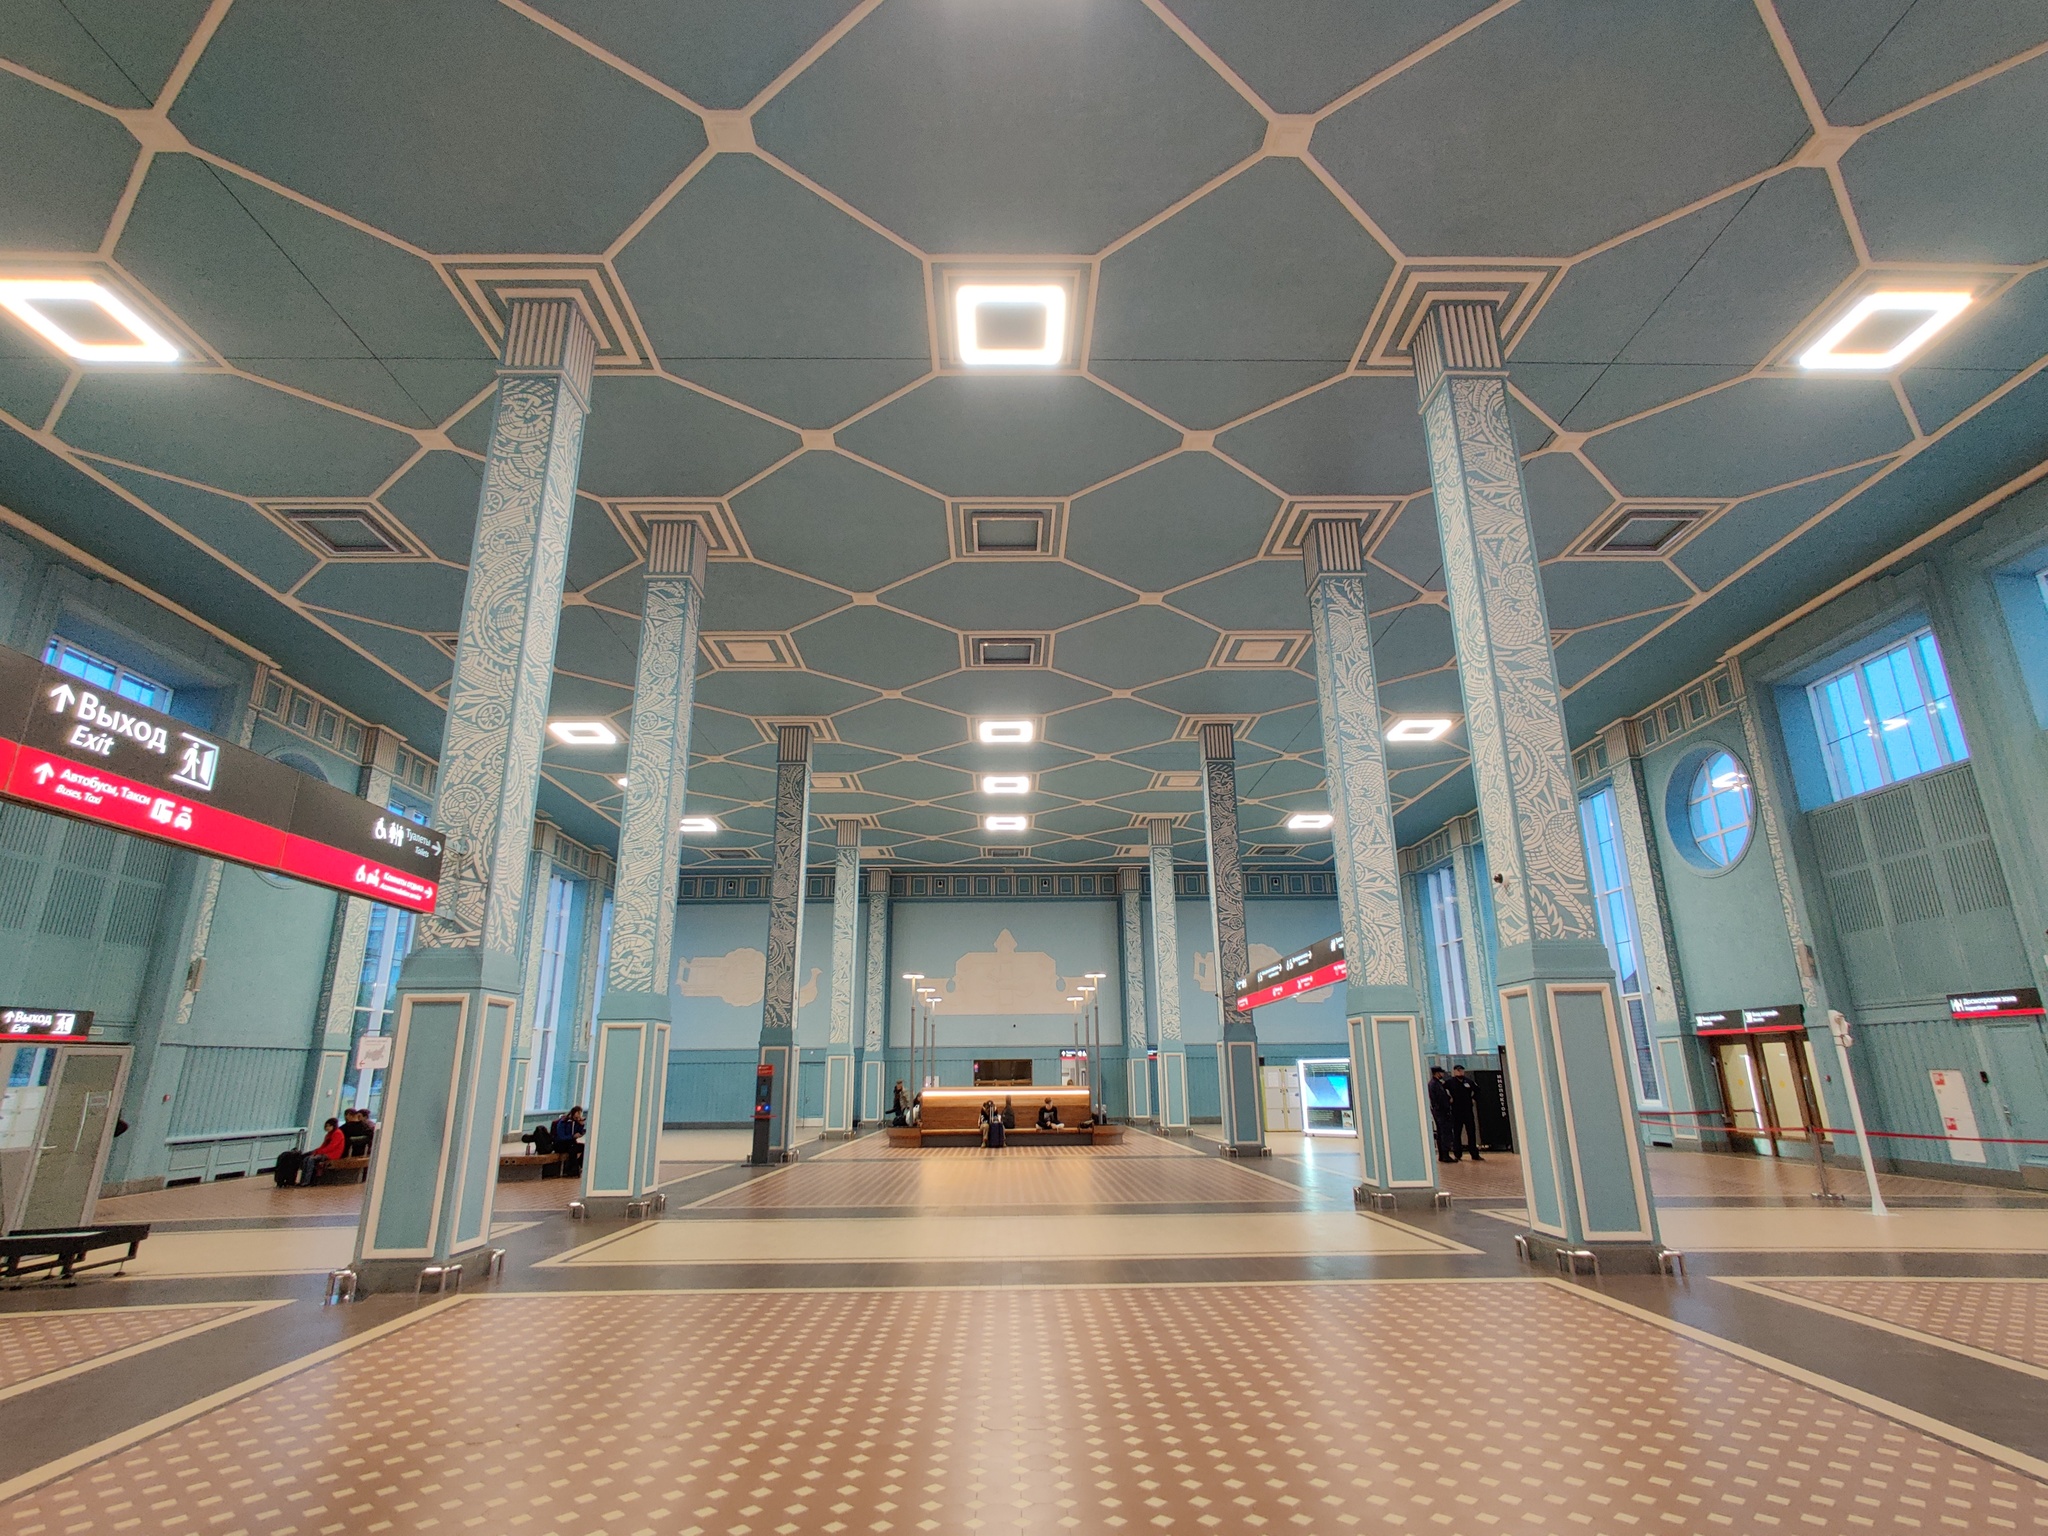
[0,647,443,914]
[1234,932,1346,1011]
[1947,987,2044,1019]
[1692,1003,1806,1035]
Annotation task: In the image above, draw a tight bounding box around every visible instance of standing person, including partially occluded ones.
[1447,1065,1484,1162]
[1426,1067,1458,1164]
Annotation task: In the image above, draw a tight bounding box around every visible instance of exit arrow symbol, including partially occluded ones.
[47,683,75,711]
[32,762,54,785]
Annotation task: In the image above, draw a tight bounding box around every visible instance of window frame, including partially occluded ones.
[1804,625,1968,802]
[1418,863,1475,1056]
[1577,783,1664,1107]
[1684,750,1755,871]
[42,636,174,712]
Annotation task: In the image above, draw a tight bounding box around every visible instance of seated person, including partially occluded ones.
[1037,1098,1061,1130]
[305,1118,348,1184]
[340,1109,375,1158]
[550,1106,587,1176]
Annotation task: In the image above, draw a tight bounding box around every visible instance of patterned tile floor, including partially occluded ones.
[6,1282,2045,1535]
[699,1150,1305,1209]
[1748,1277,2048,1374]
[0,1304,270,1399]
[815,1134,1208,1160]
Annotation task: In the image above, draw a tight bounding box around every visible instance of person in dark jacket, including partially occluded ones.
[340,1109,375,1158]
[1426,1068,1458,1163]
[1447,1065,1484,1162]
[1037,1098,1061,1130]
[892,1081,910,1127]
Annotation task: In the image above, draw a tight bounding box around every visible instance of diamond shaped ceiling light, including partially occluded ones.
[955,284,1067,366]
[0,279,179,362]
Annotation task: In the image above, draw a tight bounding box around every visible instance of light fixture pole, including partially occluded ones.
[1086,972,1108,1118]
[926,993,941,1087]
[902,973,923,1106]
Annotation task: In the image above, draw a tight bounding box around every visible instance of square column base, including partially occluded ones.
[1515,1228,1677,1277]
[1354,1185,1446,1212]
[347,1242,504,1297]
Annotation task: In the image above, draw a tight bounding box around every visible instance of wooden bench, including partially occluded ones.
[311,1154,370,1185]
[894,1087,1122,1147]
[498,1150,566,1180]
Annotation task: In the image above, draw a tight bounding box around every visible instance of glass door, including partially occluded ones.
[1712,1032,1825,1156]
[20,1047,126,1230]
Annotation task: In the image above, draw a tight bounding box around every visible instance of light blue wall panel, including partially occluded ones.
[180,864,337,1047]
[887,900,1121,1050]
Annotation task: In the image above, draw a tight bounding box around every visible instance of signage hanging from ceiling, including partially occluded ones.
[1692,1004,1806,1035]
[1947,987,2044,1020]
[0,1006,93,1043]
[0,646,442,914]
[1234,933,1346,1012]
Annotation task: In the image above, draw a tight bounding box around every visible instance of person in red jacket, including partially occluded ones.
[306,1118,348,1184]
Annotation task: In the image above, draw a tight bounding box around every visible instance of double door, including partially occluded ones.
[1711,1030,1825,1156]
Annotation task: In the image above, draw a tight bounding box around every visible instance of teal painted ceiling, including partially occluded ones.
[1,0,2045,867]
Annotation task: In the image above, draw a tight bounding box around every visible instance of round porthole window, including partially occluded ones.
[1665,747,1755,873]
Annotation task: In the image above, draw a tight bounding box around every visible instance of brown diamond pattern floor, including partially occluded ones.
[6,1281,2044,1535]
[0,1305,251,1396]
[699,1151,1303,1209]
[1762,1277,2048,1372]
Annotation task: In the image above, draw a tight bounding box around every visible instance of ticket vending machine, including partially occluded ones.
[0,1010,131,1235]
[749,1062,776,1167]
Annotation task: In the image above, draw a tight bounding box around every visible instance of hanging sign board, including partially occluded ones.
[1947,987,2044,1020]
[1692,1004,1806,1035]
[0,1006,93,1043]
[1234,933,1346,1011]
[354,1033,394,1071]
[0,646,443,914]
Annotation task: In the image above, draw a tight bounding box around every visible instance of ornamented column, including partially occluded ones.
[304,725,399,1139]
[583,519,704,1211]
[1199,723,1264,1153]
[352,299,595,1289]
[1413,298,1660,1267]
[823,820,862,1136]
[860,864,889,1124]
[1118,865,1151,1121]
[1146,817,1189,1132]
[754,723,812,1161]
[1303,518,1438,1204]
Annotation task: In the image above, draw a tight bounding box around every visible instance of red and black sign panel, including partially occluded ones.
[1234,932,1347,1012]
[0,648,442,913]
[1948,987,2044,1020]
[0,1006,93,1044]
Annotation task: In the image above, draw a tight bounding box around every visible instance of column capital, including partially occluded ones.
[643,516,707,585]
[865,865,891,896]
[1145,817,1175,849]
[1301,516,1367,586]
[1198,720,1235,763]
[1411,298,1507,407]
[776,723,813,763]
[833,818,863,849]
[499,297,596,404]
[1118,864,1144,894]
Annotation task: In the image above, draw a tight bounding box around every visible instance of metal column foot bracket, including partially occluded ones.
[1657,1248,1687,1278]
[484,1248,507,1279]
[568,1200,588,1220]
[624,1198,652,1220]
[417,1264,463,1295]
[1433,1190,1453,1209]
[324,1268,358,1305]
[1512,1233,1530,1262]
[1356,1189,1398,1212]
[1555,1248,1600,1277]
[1810,1190,1847,1205]
[650,1192,668,1213]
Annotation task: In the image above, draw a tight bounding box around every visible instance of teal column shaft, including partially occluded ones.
[586,520,704,1203]
[1413,298,1658,1252]
[1303,518,1437,1196]
[756,725,812,1157]
[824,824,861,1135]
[1146,819,1188,1131]
[860,866,889,1124]
[356,299,595,1278]
[1198,724,1263,1152]
[1118,866,1151,1121]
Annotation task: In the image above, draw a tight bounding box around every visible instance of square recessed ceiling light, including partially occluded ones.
[977,719,1035,744]
[547,719,620,746]
[1285,812,1334,832]
[615,776,629,788]
[1386,717,1454,742]
[955,284,1067,367]
[1798,291,1971,371]
[984,814,1030,832]
[981,774,1031,794]
[0,278,180,363]
[678,816,720,834]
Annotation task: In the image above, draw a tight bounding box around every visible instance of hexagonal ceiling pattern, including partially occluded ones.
[2,0,2045,868]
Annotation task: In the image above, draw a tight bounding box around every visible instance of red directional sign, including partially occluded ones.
[1233,933,1346,1011]
[0,646,442,913]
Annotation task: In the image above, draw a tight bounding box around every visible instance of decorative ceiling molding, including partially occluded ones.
[700,632,799,670]
[262,499,425,560]
[1357,263,1565,372]
[1262,498,1398,560]
[1210,631,1310,669]
[442,259,650,371]
[609,499,751,561]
